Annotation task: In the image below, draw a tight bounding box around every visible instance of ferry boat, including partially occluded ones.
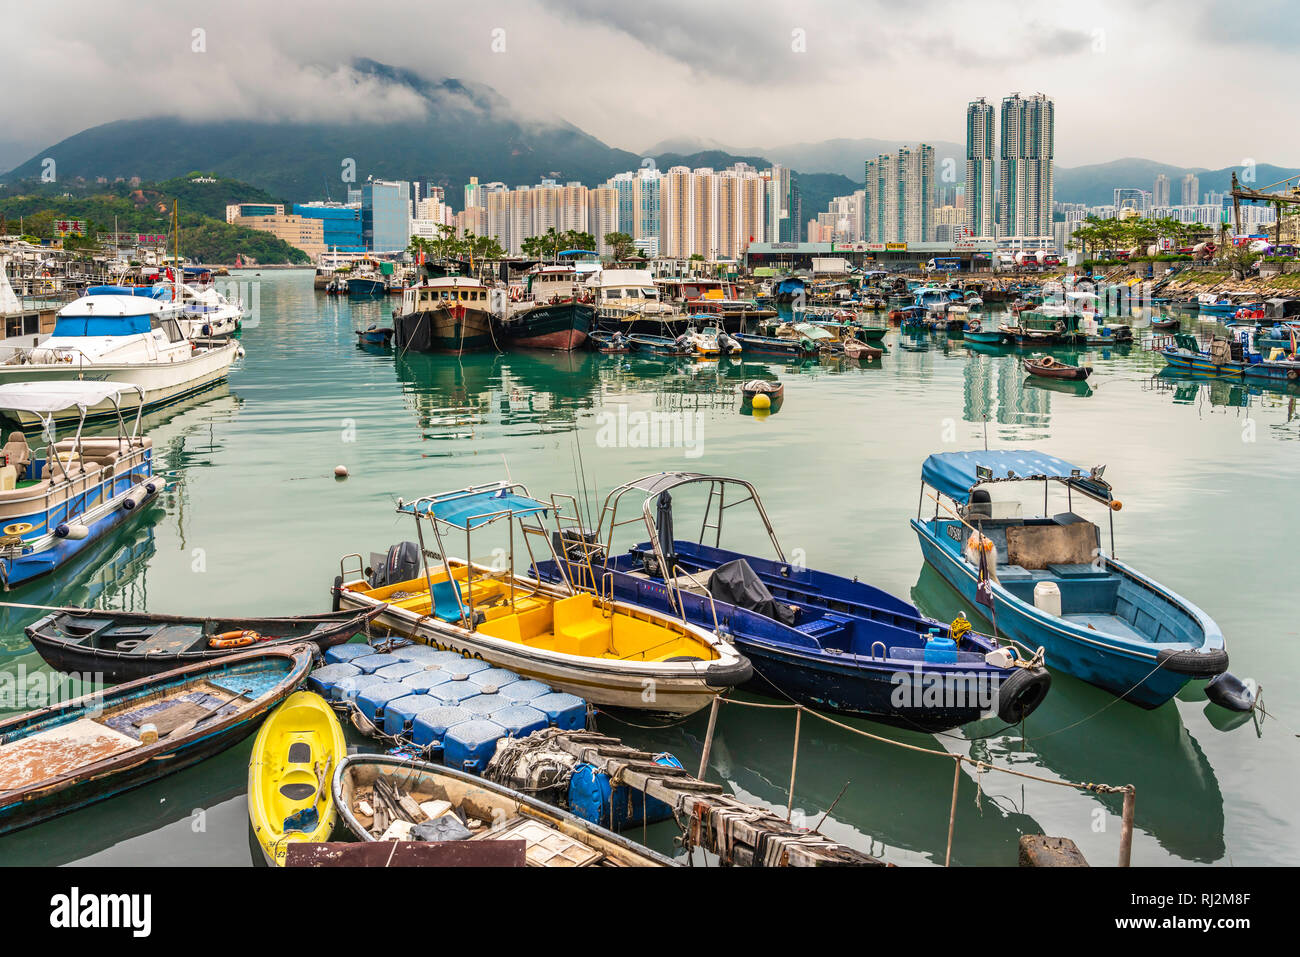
[0,287,242,425]
[0,382,158,588]
[331,482,751,717]
[495,265,594,351]
[393,277,497,354]
[912,450,1228,708]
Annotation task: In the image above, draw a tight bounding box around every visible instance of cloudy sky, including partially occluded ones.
[4,0,1295,171]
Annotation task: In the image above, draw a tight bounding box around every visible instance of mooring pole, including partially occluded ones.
[1118,786,1136,867]
[786,707,802,821]
[945,757,961,866]
[696,696,721,780]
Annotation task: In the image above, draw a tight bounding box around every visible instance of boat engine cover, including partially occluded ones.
[373,541,421,588]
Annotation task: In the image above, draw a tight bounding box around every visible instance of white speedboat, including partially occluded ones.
[0,286,243,425]
[172,282,244,339]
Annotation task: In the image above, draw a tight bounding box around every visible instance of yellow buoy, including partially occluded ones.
[751,393,771,410]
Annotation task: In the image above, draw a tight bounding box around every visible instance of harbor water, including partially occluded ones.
[0,269,1294,866]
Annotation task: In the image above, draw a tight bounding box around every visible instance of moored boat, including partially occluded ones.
[912,450,1228,708]
[0,643,313,835]
[331,482,751,717]
[248,690,347,866]
[1024,355,1092,380]
[0,382,159,588]
[25,604,385,682]
[332,753,676,866]
[393,277,497,354]
[533,474,1051,732]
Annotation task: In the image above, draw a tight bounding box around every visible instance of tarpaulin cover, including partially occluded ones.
[708,558,797,627]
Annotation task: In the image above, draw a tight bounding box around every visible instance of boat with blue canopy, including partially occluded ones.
[912,450,1228,708]
[531,473,1052,732]
[331,481,750,717]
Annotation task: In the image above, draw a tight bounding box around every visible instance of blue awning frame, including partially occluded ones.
[396,482,549,530]
[920,449,1113,505]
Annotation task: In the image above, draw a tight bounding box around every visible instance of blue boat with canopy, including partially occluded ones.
[912,450,1228,708]
[532,473,1052,732]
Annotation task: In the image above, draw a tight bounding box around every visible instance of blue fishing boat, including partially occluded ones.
[961,316,1009,345]
[355,324,394,346]
[0,382,159,588]
[0,643,313,835]
[732,332,818,358]
[346,277,387,300]
[912,450,1228,708]
[627,333,691,356]
[533,473,1051,732]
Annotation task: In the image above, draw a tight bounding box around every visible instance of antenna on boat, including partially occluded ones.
[983,414,989,451]
[501,453,513,485]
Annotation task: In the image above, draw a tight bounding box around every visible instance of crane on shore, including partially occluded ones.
[1230,171,1300,246]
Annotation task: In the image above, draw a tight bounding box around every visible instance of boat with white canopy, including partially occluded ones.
[0,381,158,588]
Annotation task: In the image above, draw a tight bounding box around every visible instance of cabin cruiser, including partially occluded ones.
[171,282,244,339]
[0,287,242,425]
[589,269,683,334]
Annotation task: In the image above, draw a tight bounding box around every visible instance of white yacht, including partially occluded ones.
[171,282,245,338]
[0,286,242,425]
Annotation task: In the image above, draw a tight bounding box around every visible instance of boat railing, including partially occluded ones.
[671,564,720,636]
[338,552,369,587]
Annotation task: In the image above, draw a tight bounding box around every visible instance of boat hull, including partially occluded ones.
[333,574,749,717]
[0,341,241,427]
[393,305,497,354]
[498,301,593,351]
[912,521,1205,708]
[0,645,312,835]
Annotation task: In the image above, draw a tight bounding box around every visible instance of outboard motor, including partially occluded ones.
[370,541,421,588]
[551,528,604,566]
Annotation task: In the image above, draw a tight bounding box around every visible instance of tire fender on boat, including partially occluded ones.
[995,666,1052,723]
[332,575,344,612]
[1156,646,1228,678]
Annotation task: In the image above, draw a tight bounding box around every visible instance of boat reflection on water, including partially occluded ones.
[1024,376,1094,398]
[1155,368,1300,413]
[0,521,158,658]
[910,564,1225,863]
[626,695,1045,866]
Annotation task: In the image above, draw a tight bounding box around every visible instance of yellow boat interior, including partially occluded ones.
[347,559,719,663]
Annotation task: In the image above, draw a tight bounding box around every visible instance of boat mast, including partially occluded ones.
[173,201,181,306]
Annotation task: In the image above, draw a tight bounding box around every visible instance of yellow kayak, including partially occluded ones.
[247,690,346,866]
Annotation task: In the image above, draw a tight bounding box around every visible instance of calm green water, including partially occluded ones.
[1,269,1295,867]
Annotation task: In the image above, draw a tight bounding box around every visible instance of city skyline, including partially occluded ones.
[2,0,1298,174]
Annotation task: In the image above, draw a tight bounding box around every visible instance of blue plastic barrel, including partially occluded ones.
[430,678,484,706]
[467,668,520,693]
[375,661,425,683]
[500,679,552,703]
[401,669,454,693]
[459,693,513,717]
[491,705,548,740]
[391,646,465,669]
[568,753,683,830]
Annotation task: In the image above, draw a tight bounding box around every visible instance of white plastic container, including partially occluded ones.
[1033,581,1062,617]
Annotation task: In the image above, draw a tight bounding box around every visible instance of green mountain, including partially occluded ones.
[0,176,310,264]
[1054,158,1300,206]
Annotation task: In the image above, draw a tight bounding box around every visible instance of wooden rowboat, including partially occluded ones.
[1024,356,1092,380]
[842,339,883,360]
[248,690,347,867]
[0,644,313,836]
[1151,317,1180,331]
[741,379,784,401]
[332,753,677,867]
[25,605,386,682]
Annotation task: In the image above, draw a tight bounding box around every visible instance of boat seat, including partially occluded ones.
[430,579,465,623]
[555,619,610,657]
[2,434,31,470]
[794,612,851,639]
[1047,563,1109,578]
[996,564,1034,581]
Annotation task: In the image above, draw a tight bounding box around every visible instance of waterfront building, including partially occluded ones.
[999,93,1054,238]
[965,98,996,238]
[232,212,325,258]
[588,186,619,254]
[454,206,488,240]
[361,179,411,253]
[464,176,483,211]
[1181,172,1200,206]
[762,165,800,242]
[225,203,283,223]
[293,202,365,252]
[864,144,935,243]
[1154,173,1171,207]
